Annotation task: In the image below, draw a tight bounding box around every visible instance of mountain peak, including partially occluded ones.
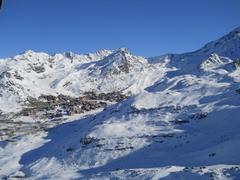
[64,51,75,59]
[197,26,240,59]
[231,26,240,34]
[22,50,38,55]
[221,26,240,42]
[13,50,49,61]
[117,47,129,52]
[112,47,130,55]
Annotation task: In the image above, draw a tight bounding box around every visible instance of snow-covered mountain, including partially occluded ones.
[1,27,240,179]
[0,47,163,113]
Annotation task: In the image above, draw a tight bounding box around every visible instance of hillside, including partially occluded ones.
[0,27,240,179]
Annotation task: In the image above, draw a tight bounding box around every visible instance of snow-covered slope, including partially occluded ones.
[1,27,240,179]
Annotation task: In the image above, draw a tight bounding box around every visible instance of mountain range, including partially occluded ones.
[0,27,240,179]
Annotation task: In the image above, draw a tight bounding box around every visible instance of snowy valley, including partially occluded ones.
[0,27,240,179]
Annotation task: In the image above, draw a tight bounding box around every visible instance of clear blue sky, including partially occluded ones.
[0,0,240,58]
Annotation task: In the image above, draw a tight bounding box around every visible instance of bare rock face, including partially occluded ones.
[0,71,11,79]
[13,71,24,80]
[200,54,223,69]
[236,88,240,94]
[5,72,12,78]
[92,48,134,76]
[235,59,240,68]
[30,64,45,73]
[65,52,75,59]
